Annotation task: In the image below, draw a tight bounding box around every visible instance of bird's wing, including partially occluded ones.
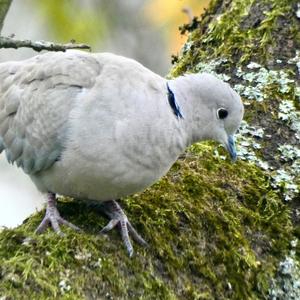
[0,50,101,174]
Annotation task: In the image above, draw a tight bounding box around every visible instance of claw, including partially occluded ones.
[100,200,147,256]
[35,195,145,257]
[35,192,80,235]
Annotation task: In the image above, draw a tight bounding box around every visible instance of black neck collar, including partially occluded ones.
[166,82,184,119]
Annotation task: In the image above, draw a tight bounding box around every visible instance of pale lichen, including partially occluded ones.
[278,100,300,139]
[269,239,300,299]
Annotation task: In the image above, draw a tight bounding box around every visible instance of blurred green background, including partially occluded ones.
[1,0,210,74]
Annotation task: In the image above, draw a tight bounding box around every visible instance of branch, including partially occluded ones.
[0,0,12,33]
[0,36,91,52]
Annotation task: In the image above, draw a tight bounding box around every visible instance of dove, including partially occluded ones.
[0,50,244,256]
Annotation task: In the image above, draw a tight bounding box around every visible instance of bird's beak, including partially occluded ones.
[225,135,237,162]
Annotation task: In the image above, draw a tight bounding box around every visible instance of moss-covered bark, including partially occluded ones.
[1,0,300,299]
[0,0,12,33]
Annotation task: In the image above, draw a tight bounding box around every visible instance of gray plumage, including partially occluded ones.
[0,50,244,255]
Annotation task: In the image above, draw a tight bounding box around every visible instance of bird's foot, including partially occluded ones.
[35,192,80,235]
[100,200,147,257]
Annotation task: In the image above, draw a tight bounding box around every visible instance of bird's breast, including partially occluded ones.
[32,141,176,201]
[30,77,188,200]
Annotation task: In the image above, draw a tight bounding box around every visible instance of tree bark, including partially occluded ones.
[0,0,12,33]
[0,0,299,299]
[173,0,300,201]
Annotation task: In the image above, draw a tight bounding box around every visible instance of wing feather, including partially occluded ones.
[0,51,101,174]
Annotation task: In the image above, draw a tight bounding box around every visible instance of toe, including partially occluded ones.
[100,219,119,233]
[35,217,50,234]
[127,222,148,246]
[59,218,81,231]
[120,220,134,257]
[50,216,62,234]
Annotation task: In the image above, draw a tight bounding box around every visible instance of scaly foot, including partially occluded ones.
[100,200,147,257]
[35,192,80,235]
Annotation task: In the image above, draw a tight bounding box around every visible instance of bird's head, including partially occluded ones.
[171,73,244,161]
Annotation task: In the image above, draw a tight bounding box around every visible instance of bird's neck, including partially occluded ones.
[167,76,208,146]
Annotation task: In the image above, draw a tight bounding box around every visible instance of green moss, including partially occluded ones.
[0,146,293,299]
[171,0,299,77]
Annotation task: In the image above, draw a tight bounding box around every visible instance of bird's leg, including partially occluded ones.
[35,192,80,235]
[100,200,147,257]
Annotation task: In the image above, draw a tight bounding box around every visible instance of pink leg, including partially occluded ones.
[35,192,80,235]
[100,200,147,257]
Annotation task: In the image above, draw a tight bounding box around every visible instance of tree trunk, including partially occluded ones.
[173,0,300,198]
[0,0,299,299]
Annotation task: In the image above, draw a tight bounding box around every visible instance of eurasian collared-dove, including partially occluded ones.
[0,50,244,256]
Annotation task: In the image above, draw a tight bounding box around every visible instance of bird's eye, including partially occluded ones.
[217,108,228,119]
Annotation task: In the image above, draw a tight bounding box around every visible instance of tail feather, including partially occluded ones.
[0,62,12,155]
[0,66,5,154]
[0,136,4,153]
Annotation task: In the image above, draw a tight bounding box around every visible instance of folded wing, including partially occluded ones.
[0,51,101,174]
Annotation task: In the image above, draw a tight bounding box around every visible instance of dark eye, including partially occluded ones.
[217,108,228,119]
